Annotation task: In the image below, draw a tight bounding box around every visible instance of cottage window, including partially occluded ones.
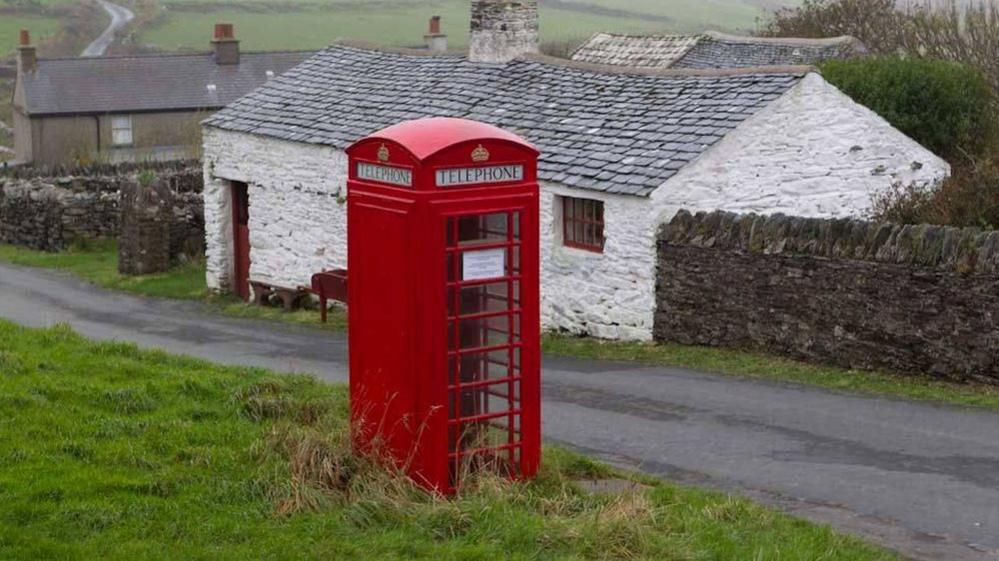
[562,196,604,252]
[111,116,133,146]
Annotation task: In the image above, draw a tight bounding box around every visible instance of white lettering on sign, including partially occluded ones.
[436,165,524,187]
[357,162,413,187]
[462,248,506,281]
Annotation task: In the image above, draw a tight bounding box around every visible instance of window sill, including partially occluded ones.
[555,243,605,261]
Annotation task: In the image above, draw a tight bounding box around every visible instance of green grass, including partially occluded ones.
[0,240,348,329]
[0,319,898,560]
[139,0,767,52]
[543,334,999,410]
[0,239,206,300]
[141,5,667,51]
[0,14,61,58]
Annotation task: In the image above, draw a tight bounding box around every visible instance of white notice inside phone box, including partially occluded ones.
[462,248,506,281]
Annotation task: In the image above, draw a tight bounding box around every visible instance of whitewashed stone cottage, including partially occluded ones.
[201,0,948,341]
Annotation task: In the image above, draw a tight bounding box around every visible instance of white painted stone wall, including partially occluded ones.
[540,183,657,341]
[203,127,348,293]
[650,72,950,221]
[202,72,950,341]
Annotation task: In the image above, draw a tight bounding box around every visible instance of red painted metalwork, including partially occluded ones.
[562,196,604,253]
[231,181,251,301]
[311,269,348,323]
[346,117,541,494]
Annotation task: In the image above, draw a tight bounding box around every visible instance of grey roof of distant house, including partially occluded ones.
[19,50,314,116]
[571,31,864,70]
[205,44,806,197]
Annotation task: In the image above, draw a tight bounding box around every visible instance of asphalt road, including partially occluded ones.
[81,0,134,57]
[1,261,997,561]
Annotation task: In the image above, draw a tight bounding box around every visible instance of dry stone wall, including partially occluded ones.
[0,164,203,259]
[656,210,999,383]
[119,178,173,275]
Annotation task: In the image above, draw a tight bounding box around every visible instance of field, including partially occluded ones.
[0,318,899,560]
[140,0,776,52]
[0,14,61,57]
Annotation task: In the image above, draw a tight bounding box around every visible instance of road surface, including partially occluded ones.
[81,0,134,57]
[0,261,997,561]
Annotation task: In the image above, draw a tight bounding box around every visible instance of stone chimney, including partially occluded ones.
[469,0,539,63]
[424,15,448,53]
[17,29,36,74]
[212,23,239,65]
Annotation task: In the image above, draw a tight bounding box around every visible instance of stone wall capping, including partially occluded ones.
[657,209,999,383]
[664,209,999,275]
[0,164,203,258]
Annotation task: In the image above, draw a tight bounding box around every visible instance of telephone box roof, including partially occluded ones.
[357,117,538,161]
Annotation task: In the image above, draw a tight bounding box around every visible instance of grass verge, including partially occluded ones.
[0,319,898,560]
[543,334,999,411]
[0,240,347,330]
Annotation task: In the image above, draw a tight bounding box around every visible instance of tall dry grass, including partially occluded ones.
[232,378,673,559]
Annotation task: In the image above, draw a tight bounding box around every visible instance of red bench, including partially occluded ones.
[311,269,348,323]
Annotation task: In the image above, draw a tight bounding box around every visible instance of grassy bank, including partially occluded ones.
[0,239,205,299]
[0,319,897,560]
[2,240,996,410]
[0,240,347,329]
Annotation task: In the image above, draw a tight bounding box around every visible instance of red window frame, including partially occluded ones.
[562,196,604,253]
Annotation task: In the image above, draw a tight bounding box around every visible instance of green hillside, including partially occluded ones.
[140,0,774,52]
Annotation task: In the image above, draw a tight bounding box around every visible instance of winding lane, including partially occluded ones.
[81,0,134,57]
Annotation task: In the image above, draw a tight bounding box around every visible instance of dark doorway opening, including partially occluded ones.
[231,181,250,301]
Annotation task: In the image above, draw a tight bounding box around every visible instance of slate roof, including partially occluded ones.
[19,50,314,116]
[204,44,806,197]
[568,34,700,69]
[571,31,864,70]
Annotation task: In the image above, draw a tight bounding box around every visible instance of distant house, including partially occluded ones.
[571,31,865,69]
[200,1,947,341]
[10,25,312,168]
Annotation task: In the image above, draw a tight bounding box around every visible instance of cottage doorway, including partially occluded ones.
[230,181,251,301]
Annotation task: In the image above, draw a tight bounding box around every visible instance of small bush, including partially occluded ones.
[137,169,156,187]
[821,57,998,159]
[872,159,999,228]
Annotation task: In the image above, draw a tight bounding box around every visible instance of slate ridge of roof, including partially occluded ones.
[570,31,864,70]
[205,43,808,197]
[20,49,316,116]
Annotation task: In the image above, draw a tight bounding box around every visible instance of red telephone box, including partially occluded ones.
[346,117,540,493]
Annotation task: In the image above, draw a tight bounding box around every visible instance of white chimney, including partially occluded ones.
[469,0,539,63]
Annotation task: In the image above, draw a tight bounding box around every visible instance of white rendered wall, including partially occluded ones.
[203,127,349,292]
[651,72,950,220]
[202,74,949,341]
[539,184,657,341]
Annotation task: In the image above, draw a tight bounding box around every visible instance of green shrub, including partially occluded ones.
[872,159,999,229]
[821,57,997,159]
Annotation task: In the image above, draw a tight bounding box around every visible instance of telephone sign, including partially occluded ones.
[346,117,541,493]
